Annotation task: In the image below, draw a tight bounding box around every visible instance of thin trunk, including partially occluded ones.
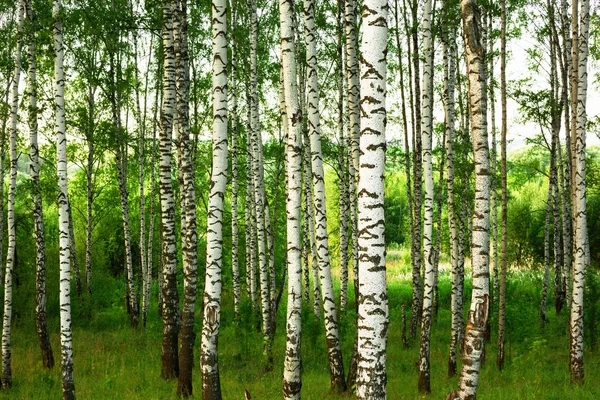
[200,0,227,397]
[410,0,424,340]
[54,0,75,396]
[250,0,273,365]
[67,199,82,298]
[230,0,240,322]
[145,54,161,327]
[304,0,346,390]
[176,0,198,395]
[443,1,460,375]
[356,2,388,398]
[497,0,508,372]
[489,8,499,307]
[2,0,24,387]
[25,0,54,370]
[337,0,349,312]
[85,84,95,296]
[448,2,491,399]
[418,0,435,392]
[160,0,180,380]
[133,24,147,330]
[569,0,589,385]
[280,0,303,396]
[560,0,573,309]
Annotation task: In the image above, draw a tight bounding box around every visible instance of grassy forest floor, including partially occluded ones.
[1,250,600,399]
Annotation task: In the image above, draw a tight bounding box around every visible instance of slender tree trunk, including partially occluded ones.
[145,73,160,326]
[497,0,508,372]
[249,0,273,365]
[447,2,491,399]
[200,0,227,397]
[337,0,349,312]
[304,0,346,390]
[85,84,96,296]
[0,77,9,292]
[418,0,435,392]
[2,0,24,387]
[133,25,147,330]
[569,0,589,385]
[410,0,424,340]
[25,0,54,370]
[489,9,499,307]
[540,151,555,325]
[356,2,388,398]
[160,0,180,380]
[443,2,460,376]
[344,0,361,388]
[54,0,75,397]
[175,0,198,395]
[280,0,304,397]
[67,199,82,298]
[230,0,240,322]
[560,0,573,309]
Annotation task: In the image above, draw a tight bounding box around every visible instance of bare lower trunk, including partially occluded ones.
[160,0,180,380]
[54,0,75,396]
[25,0,54,370]
[2,0,24,387]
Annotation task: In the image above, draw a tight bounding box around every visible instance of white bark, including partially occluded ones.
[418,0,435,392]
[54,0,75,396]
[280,0,303,397]
[356,1,388,399]
[201,0,227,397]
[1,0,24,388]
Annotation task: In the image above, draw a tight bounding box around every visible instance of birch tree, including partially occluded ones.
[418,0,435,392]
[442,0,461,377]
[200,0,227,397]
[230,0,240,321]
[55,0,75,396]
[1,0,23,387]
[24,0,54,370]
[447,1,491,398]
[280,0,304,396]
[304,0,346,390]
[173,0,199,394]
[159,0,180,380]
[497,0,508,372]
[569,0,590,385]
[356,0,388,398]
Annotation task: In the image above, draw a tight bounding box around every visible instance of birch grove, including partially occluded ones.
[0,0,596,398]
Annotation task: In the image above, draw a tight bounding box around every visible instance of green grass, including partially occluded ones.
[0,252,599,399]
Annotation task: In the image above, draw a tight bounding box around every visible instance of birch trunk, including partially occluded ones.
[569,0,589,385]
[67,199,82,298]
[200,0,227,397]
[230,0,240,321]
[25,0,54,370]
[559,0,572,309]
[442,0,460,376]
[410,0,424,340]
[249,0,273,364]
[497,0,508,372]
[2,0,24,387]
[160,0,180,379]
[133,27,147,330]
[489,11,499,306]
[304,0,346,390]
[448,2,491,399]
[418,0,435,392]
[85,84,96,296]
[356,2,388,398]
[175,0,198,395]
[280,0,304,396]
[54,0,75,396]
[337,0,349,312]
